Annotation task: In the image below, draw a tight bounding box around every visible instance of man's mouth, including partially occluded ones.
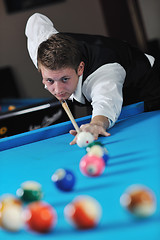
[56,93,65,98]
[56,93,68,100]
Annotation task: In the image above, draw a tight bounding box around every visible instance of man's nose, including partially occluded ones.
[54,81,63,93]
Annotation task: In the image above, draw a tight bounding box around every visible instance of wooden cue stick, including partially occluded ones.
[61,100,80,133]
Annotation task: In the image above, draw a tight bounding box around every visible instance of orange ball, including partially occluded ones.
[25,201,57,232]
[8,105,16,111]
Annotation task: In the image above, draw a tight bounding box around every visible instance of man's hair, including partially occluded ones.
[37,33,82,72]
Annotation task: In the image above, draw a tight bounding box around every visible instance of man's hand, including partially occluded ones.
[69,115,111,145]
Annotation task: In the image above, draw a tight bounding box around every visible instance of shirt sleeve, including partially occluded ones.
[82,63,126,128]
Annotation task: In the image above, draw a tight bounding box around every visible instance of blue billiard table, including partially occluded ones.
[0,102,160,240]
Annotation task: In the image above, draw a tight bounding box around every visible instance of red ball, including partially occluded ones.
[25,201,57,233]
[79,154,105,177]
[64,195,102,229]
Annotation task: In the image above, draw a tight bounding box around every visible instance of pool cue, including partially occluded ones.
[60,100,81,134]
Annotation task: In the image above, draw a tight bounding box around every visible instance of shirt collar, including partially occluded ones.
[69,75,85,104]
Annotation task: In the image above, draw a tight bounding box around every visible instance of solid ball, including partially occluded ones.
[120,184,156,217]
[8,105,16,111]
[79,154,105,177]
[0,194,24,232]
[51,169,76,191]
[76,132,94,148]
[25,201,57,233]
[16,180,43,203]
[64,195,102,229]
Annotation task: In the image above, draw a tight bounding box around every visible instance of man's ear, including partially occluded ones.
[77,61,85,76]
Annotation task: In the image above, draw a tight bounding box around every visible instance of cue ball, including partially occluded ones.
[120,184,156,217]
[79,154,105,177]
[51,168,76,191]
[64,195,102,229]
[24,201,57,233]
[76,132,94,148]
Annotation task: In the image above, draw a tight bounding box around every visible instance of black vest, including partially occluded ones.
[66,33,159,106]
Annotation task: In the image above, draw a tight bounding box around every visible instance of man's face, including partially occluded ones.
[40,62,84,101]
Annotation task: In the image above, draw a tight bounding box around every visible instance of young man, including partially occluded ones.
[25,13,160,145]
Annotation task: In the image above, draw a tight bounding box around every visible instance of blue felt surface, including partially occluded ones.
[0,104,160,240]
[0,102,144,152]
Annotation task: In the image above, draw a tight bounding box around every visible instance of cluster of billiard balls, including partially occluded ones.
[0,181,156,234]
[0,132,157,233]
[0,190,56,233]
[0,180,102,233]
[77,132,109,177]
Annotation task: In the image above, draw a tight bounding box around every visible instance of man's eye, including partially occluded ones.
[62,77,69,82]
[47,78,54,83]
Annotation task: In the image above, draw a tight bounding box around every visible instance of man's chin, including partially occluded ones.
[55,96,69,101]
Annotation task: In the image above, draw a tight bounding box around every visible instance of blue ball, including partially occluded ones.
[102,152,109,164]
[51,169,76,191]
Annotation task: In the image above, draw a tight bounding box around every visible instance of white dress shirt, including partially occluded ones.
[69,54,154,128]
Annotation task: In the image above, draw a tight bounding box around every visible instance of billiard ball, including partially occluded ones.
[8,105,16,111]
[16,180,43,203]
[86,142,109,164]
[51,168,76,191]
[0,194,22,207]
[0,194,24,232]
[76,132,94,148]
[79,154,105,177]
[86,141,103,150]
[120,184,156,217]
[24,201,57,233]
[64,195,102,229]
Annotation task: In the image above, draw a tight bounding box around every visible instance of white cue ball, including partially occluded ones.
[76,132,94,148]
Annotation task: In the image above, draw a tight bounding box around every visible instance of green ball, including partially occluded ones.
[16,181,43,203]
